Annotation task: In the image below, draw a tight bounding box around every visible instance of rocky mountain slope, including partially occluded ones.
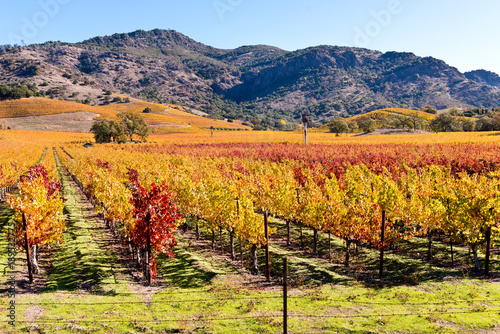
[464,70,500,88]
[1,29,499,128]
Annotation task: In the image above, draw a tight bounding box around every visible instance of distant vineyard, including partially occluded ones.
[0,142,44,187]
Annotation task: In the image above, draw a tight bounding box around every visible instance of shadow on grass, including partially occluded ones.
[0,202,15,294]
[44,212,114,292]
[259,247,352,287]
[155,247,217,289]
[45,168,119,292]
[265,217,493,288]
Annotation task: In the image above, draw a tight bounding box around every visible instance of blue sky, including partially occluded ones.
[2,0,500,74]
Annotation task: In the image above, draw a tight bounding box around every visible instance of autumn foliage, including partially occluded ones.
[128,168,183,279]
[8,164,64,248]
[59,138,500,274]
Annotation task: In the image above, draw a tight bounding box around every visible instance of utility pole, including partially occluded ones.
[302,112,310,145]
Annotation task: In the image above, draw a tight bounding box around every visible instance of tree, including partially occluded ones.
[328,117,348,136]
[7,165,65,276]
[429,113,461,132]
[347,121,359,133]
[358,117,376,133]
[409,112,425,132]
[475,117,495,131]
[78,52,101,74]
[136,122,151,142]
[492,113,500,131]
[460,118,475,132]
[90,119,125,143]
[117,112,150,141]
[421,105,437,114]
[128,169,183,284]
[142,107,152,113]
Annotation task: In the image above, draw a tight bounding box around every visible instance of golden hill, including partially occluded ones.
[0,97,250,131]
[346,108,436,121]
[317,108,437,131]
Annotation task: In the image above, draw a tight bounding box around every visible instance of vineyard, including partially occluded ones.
[1,130,500,333]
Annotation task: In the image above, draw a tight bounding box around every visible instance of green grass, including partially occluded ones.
[0,201,15,286]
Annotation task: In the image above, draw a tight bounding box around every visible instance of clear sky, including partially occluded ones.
[2,0,499,75]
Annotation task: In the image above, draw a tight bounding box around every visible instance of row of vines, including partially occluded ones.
[58,142,500,280]
[0,146,66,281]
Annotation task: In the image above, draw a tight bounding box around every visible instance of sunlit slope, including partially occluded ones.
[318,108,437,131]
[347,108,436,121]
[0,97,250,130]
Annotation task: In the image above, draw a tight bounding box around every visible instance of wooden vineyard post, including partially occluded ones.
[236,198,243,267]
[283,256,288,334]
[379,210,386,279]
[450,233,454,267]
[230,231,235,261]
[299,223,304,249]
[220,227,223,255]
[286,220,290,246]
[23,213,33,285]
[313,228,318,257]
[240,239,243,268]
[485,225,492,276]
[196,218,200,240]
[328,231,332,262]
[146,212,151,285]
[264,211,270,282]
[295,188,304,248]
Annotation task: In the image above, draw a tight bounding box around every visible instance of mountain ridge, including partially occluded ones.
[1,29,499,129]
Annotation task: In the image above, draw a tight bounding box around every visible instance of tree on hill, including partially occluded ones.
[358,117,376,133]
[475,117,495,131]
[429,113,461,132]
[460,118,475,132]
[90,119,126,143]
[384,115,410,130]
[420,105,437,114]
[347,120,358,133]
[328,117,348,136]
[0,84,38,101]
[117,111,150,141]
[408,112,426,132]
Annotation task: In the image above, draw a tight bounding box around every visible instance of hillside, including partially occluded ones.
[465,69,500,88]
[1,29,500,129]
[318,108,437,132]
[346,108,436,121]
[0,97,250,132]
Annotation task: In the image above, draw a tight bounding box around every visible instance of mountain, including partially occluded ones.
[1,29,500,129]
[464,70,500,88]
